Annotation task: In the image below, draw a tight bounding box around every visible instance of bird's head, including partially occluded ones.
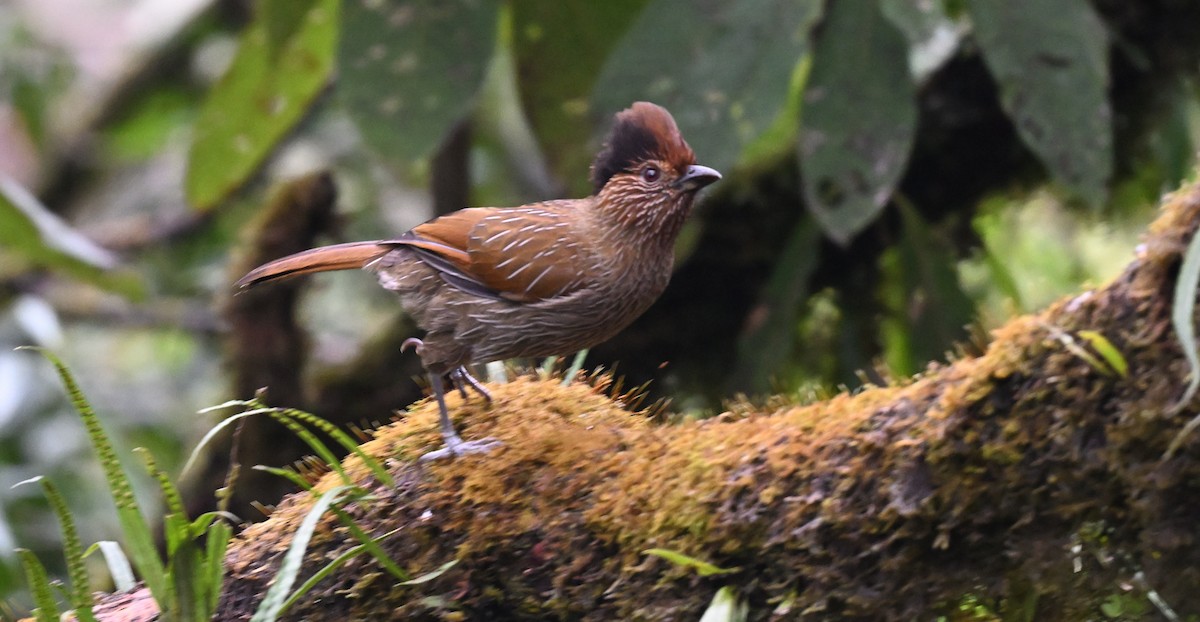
[590,102,721,240]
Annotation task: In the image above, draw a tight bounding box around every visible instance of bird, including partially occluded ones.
[235,102,721,460]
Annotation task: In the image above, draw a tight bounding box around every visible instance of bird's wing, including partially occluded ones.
[401,206,589,303]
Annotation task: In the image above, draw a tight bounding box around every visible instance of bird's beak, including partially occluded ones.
[674,164,722,191]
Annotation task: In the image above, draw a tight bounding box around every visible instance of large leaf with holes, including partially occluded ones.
[880,0,964,82]
[512,0,648,195]
[800,0,917,245]
[339,0,499,180]
[967,0,1111,206]
[186,0,338,211]
[591,0,823,178]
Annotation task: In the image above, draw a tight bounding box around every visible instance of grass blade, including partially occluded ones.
[1171,228,1200,411]
[266,410,350,486]
[561,349,589,386]
[271,407,395,487]
[91,541,136,592]
[398,559,457,586]
[251,485,354,621]
[198,399,253,414]
[205,520,233,612]
[253,465,316,492]
[330,507,407,581]
[180,409,273,478]
[1167,228,1200,457]
[699,586,748,622]
[279,533,389,614]
[169,528,202,621]
[539,355,559,380]
[644,548,738,577]
[1077,330,1128,377]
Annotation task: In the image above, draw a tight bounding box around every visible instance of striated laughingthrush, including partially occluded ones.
[236,102,721,459]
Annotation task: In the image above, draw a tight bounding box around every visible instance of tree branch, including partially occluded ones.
[98,179,1200,621]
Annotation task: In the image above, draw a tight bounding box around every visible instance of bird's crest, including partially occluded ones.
[590,102,696,193]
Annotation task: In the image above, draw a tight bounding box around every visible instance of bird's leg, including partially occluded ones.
[429,373,462,449]
[402,342,502,461]
[450,370,470,399]
[418,371,504,461]
[450,366,493,403]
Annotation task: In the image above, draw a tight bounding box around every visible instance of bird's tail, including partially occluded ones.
[235,241,398,289]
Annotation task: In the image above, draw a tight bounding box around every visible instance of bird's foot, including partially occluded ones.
[450,366,493,403]
[401,337,424,354]
[418,435,504,462]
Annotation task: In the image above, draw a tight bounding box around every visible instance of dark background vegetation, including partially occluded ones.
[1,0,1198,617]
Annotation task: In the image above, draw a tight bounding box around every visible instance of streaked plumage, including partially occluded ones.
[236,102,721,458]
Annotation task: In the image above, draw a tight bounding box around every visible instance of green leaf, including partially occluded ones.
[92,541,136,593]
[134,447,187,520]
[0,177,143,297]
[800,0,917,244]
[270,406,395,487]
[103,88,195,162]
[168,522,203,622]
[593,0,823,177]
[279,546,366,614]
[562,349,588,386]
[12,74,51,149]
[1045,324,1113,378]
[1077,330,1128,378]
[18,549,60,622]
[21,348,171,610]
[699,586,748,622]
[880,0,964,82]
[180,407,268,479]
[254,465,316,492]
[512,0,648,194]
[279,528,401,613]
[878,201,974,377]
[37,478,96,621]
[398,559,458,586]
[966,0,1111,206]
[186,0,339,211]
[330,507,409,581]
[1167,227,1200,457]
[1172,227,1200,412]
[339,0,499,179]
[205,520,233,612]
[252,485,356,621]
[643,548,738,577]
[731,218,821,393]
[266,410,351,486]
[1100,594,1123,618]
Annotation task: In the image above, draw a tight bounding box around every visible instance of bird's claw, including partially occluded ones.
[419,436,504,462]
[450,366,493,403]
[401,337,424,354]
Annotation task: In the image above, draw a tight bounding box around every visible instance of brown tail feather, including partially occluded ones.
[235,241,398,289]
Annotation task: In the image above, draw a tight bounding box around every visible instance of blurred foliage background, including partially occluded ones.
[1,0,1199,615]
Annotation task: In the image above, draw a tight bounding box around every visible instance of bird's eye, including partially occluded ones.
[641,166,661,183]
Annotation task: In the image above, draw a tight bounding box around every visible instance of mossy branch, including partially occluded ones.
[106,180,1200,620]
